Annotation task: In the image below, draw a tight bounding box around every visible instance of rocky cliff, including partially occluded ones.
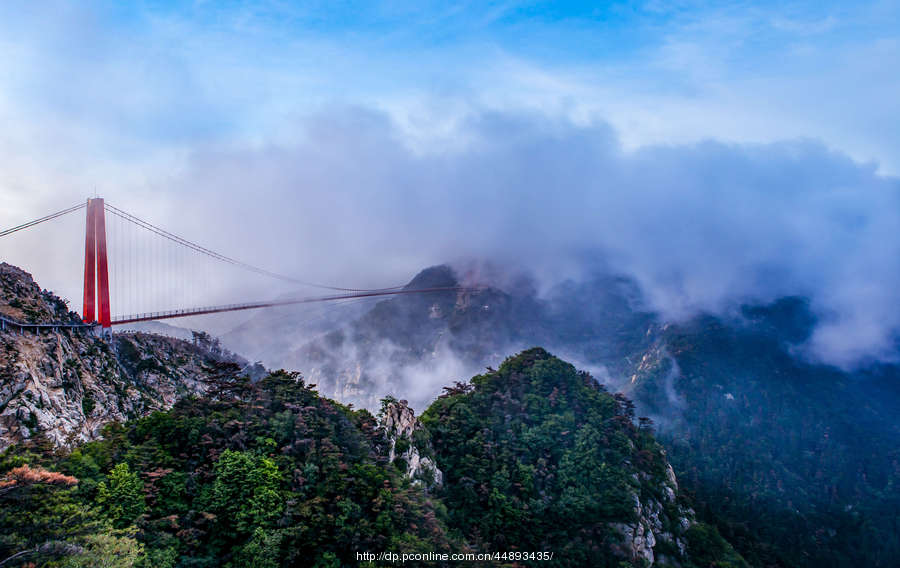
[0,263,253,451]
[378,397,443,488]
[608,461,693,566]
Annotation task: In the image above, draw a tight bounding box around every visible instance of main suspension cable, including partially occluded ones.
[104,202,405,293]
[0,202,86,238]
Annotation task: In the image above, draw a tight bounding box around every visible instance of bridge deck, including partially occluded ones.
[111,286,467,325]
[0,313,96,331]
[1,287,469,330]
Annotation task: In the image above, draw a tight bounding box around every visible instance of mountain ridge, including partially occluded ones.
[221,262,900,566]
[1,346,746,567]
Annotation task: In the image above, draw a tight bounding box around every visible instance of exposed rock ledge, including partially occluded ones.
[378,397,443,489]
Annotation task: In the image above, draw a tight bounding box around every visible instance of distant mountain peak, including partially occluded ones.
[403,264,458,290]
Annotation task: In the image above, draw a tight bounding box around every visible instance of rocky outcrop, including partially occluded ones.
[0,327,251,451]
[378,398,442,488]
[610,467,694,566]
[0,263,80,325]
[0,263,254,451]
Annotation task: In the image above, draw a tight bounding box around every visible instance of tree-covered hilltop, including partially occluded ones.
[1,364,457,567]
[421,348,747,568]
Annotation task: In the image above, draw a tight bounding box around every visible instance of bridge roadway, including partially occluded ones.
[0,313,97,333]
[0,286,471,330]
[110,286,469,325]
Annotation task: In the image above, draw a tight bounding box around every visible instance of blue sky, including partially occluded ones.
[3,1,899,166]
[0,1,899,367]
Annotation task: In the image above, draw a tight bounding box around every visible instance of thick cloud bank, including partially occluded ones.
[179,108,899,369]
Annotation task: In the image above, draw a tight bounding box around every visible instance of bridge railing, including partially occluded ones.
[0,313,97,331]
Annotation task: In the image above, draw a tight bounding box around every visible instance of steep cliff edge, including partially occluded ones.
[0,263,81,325]
[378,397,443,488]
[0,263,252,451]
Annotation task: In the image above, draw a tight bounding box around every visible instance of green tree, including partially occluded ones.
[96,463,146,529]
[208,450,283,537]
[60,531,144,568]
[230,527,282,568]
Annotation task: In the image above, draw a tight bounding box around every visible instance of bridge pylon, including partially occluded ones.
[82,198,111,328]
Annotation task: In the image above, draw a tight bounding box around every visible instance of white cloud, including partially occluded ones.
[0,3,898,369]
[164,109,899,368]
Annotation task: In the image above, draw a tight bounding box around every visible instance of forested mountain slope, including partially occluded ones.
[0,351,743,567]
[629,300,900,567]
[241,264,900,567]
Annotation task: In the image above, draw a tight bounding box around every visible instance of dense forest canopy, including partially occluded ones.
[1,364,455,567]
[1,353,748,567]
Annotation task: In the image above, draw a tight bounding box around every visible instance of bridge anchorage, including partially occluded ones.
[0,197,471,335]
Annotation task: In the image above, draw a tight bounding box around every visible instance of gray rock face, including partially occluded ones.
[378,398,443,489]
[0,263,79,325]
[0,263,248,451]
[609,462,694,566]
[0,328,242,451]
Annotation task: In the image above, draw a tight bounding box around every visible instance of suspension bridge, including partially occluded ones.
[0,198,464,332]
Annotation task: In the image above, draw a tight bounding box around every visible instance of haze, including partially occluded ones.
[0,1,898,368]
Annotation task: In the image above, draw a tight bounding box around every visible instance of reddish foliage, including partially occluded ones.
[0,464,78,492]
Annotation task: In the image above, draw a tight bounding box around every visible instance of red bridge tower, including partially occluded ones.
[82,198,111,328]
